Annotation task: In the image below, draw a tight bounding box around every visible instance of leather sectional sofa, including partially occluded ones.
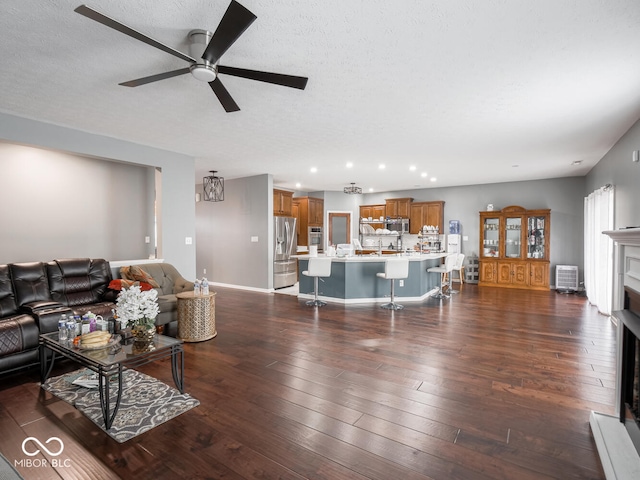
[0,258,115,376]
[0,258,194,377]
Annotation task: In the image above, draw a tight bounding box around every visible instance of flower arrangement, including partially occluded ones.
[115,285,159,330]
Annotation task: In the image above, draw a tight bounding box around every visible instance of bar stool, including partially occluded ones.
[376,258,410,310]
[448,253,466,293]
[428,254,457,299]
[302,257,332,307]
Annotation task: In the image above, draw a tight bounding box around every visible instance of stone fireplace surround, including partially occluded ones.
[592,228,640,479]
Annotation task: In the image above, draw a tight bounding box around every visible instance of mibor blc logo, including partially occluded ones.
[15,437,71,468]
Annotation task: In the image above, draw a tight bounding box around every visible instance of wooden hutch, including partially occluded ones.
[478,205,550,290]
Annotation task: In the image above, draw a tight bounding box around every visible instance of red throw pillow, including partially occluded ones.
[108,279,154,291]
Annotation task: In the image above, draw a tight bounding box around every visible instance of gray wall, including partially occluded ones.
[586,116,640,229]
[196,174,272,289]
[0,143,154,263]
[0,113,197,279]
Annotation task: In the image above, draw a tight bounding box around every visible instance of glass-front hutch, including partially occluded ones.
[479,205,550,290]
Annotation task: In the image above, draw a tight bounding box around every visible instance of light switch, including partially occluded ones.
[251,236,259,243]
[145,236,150,244]
[185,237,193,245]
[463,236,469,241]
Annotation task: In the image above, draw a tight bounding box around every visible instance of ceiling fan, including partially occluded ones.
[74,1,308,112]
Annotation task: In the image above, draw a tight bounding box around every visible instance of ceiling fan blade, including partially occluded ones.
[119,68,191,87]
[201,0,257,65]
[209,78,240,112]
[74,4,195,64]
[217,65,308,90]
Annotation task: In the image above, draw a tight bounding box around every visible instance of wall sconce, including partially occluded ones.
[203,171,224,202]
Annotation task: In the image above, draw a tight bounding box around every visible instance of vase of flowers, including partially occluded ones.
[115,285,160,342]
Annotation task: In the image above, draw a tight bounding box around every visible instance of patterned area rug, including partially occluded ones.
[42,369,199,443]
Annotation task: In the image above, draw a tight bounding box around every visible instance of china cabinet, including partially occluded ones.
[478,205,550,290]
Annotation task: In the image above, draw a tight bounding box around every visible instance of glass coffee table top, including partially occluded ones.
[39,331,183,368]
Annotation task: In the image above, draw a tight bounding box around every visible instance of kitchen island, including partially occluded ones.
[295,253,447,304]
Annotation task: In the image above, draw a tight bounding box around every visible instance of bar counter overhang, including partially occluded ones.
[592,228,640,479]
[294,253,447,304]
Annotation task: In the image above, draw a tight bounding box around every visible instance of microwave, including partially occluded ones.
[386,218,409,234]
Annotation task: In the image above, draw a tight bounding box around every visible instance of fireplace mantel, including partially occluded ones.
[591,228,640,479]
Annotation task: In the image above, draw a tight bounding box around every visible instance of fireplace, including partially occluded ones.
[620,287,640,455]
[592,228,640,478]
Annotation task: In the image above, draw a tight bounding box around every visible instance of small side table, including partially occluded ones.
[176,291,217,342]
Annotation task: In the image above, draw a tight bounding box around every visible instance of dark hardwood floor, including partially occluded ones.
[0,284,615,479]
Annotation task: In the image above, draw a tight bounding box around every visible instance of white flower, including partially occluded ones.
[115,285,160,329]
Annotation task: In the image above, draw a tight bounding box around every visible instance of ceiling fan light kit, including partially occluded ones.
[74,1,308,112]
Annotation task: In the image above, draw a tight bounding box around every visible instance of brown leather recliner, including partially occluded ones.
[47,258,116,317]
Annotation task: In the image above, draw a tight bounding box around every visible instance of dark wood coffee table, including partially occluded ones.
[39,332,184,430]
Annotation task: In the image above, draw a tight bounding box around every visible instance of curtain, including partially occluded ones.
[584,185,614,315]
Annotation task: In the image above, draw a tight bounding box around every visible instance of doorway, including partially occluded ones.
[328,212,351,247]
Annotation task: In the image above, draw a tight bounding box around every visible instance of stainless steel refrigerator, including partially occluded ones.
[273,216,297,289]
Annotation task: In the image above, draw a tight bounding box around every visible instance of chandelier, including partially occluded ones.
[203,171,224,202]
[343,182,362,195]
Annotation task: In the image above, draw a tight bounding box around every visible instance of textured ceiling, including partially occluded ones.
[2,0,640,193]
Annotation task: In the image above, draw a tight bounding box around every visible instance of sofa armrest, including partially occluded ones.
[33,306,74,334]
[173,277,194,294]
[20,300,64,316]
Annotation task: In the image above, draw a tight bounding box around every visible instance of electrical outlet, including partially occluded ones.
[399,280,404,287]
[144,236,150,244]
[251,236,259,243]
[185,237,192,245]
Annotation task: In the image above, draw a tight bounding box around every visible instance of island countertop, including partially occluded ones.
[294,253,447,304]
[292,252,447,262]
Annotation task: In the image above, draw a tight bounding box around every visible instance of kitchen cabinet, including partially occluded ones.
[359,204,386,223]
[409,201,444,234]
[385,198,413,218]
[273,189,293,217]
[478,205,550,290]
[292,196,324,247]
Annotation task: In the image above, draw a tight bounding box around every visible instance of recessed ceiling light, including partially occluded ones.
[346,162,353,168]
[369,188,374,192]
[512,164,519,168]
[379,164,386,170]
[310,167,317,173]
[571,160,583,166]
[430,177,437,182]
[409,165,417,171]
[421,172,427,178]
[295,182,301,188]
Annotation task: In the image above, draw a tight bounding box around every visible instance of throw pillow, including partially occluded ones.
[127,265,160,288]
[108,279,154,291]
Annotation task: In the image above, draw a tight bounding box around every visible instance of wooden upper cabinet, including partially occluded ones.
[292,196,324,247]
[409,201,444,234]
[308,198,324,225]
[273,189,293,216]
[385,198,413,218]
[360,204,386,222]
